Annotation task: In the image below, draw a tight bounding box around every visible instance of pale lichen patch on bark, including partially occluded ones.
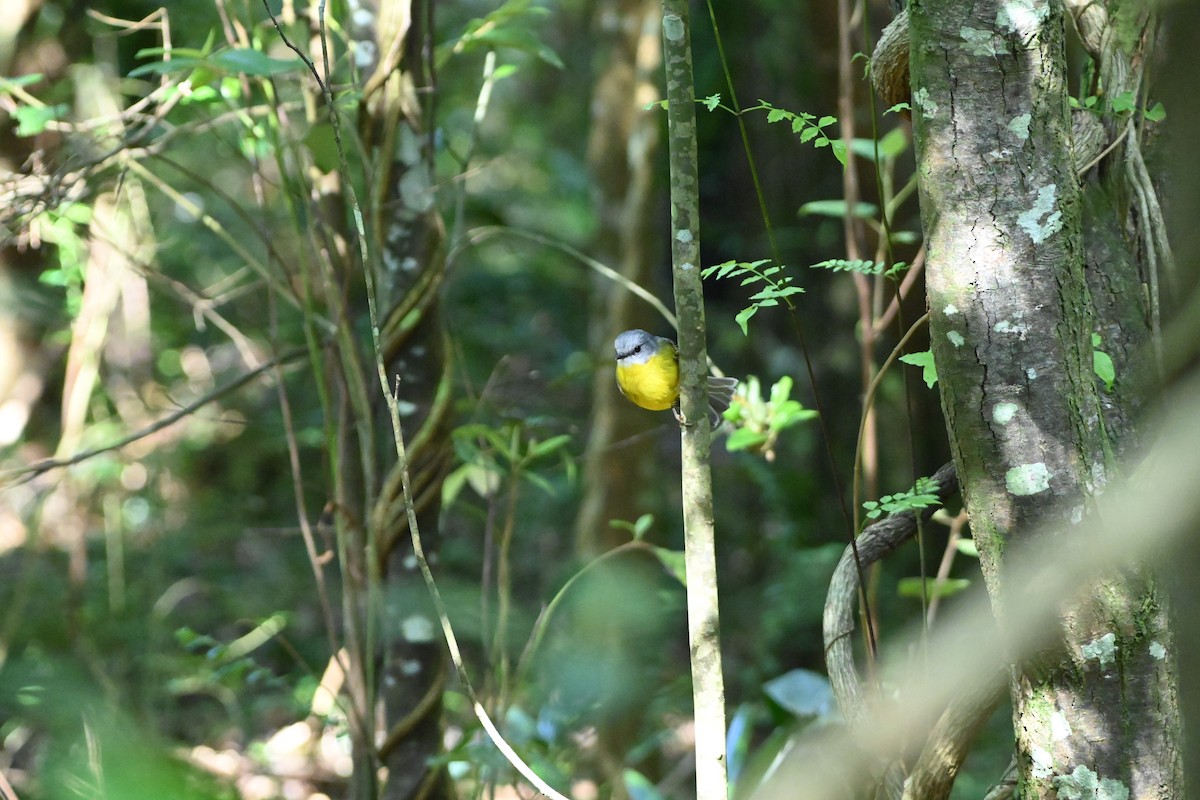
[1005,461,1052,495]
[1052,765,1130,800]
[1017,184,1065,243]
[1080,631,1117,668]
[946,330,965,347]
[992,401,1019,424]
[1030,744,1055,778]
[1008,113,1032,140]
[961,26,1002,55]
[913,87,939,116]
[996,0,1050,36]
[1050,710,1072,740]
[993,318,1029,336]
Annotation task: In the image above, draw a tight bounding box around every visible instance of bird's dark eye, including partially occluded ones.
[633,345,641,354]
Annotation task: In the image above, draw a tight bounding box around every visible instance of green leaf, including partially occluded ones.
[0,74,44,92]
[1093,348,1115,392]
[897,577,971,599]
[772,405,818,430]
[135,45,211,60]
[899,350,938,388]
[211,48,302,76]
[520,470,556,496]
[768,375,794,404]
[302,123,339,173]
[528,433,572,459]
[817,115,838,128]
[810,258,884,275]
[885,102,911,114]
[492,63,519,80]
[702,93,721,111]
[651,547,687,586]
[726,427,769,452]
[955,538,979,557]
[846,130,910,164]
[609,513,655,540]
[441,1,562,69]
[735,305,758,335]
[889,230,921,245]
[879,127,909,158]
[798,199,879,218]
[766,108,789,124]
[632,513,654,540]
[442,463,472,506]
[128,56,204,78]
[1111,91,1136,114]
[830,139,849,167]
[14,104,68,137]
[1144,101,1166,122]
[472,28,564,68]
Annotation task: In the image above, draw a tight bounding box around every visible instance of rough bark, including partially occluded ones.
[908,0,1181,795]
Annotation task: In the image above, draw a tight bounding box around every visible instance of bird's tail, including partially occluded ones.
[706,375,740,429]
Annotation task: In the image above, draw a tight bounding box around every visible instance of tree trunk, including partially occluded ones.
[908,0,1182,795]
[349,1,454,798]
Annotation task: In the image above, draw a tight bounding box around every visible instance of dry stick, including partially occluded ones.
[661,4,729,800]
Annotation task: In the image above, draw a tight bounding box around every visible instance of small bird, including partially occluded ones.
[613,329,738,428]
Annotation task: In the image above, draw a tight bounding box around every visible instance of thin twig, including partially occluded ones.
[2,349,305,488]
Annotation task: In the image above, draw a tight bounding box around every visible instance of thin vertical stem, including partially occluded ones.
[660,4,729,799]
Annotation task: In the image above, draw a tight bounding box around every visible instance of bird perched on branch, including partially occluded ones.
[613,329,738,429]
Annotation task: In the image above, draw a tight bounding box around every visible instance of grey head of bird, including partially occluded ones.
[614,329,667,366]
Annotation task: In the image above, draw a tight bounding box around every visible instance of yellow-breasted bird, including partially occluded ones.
[614,329,738,428]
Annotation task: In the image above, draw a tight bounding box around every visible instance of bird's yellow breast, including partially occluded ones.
[616,349,680,411]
